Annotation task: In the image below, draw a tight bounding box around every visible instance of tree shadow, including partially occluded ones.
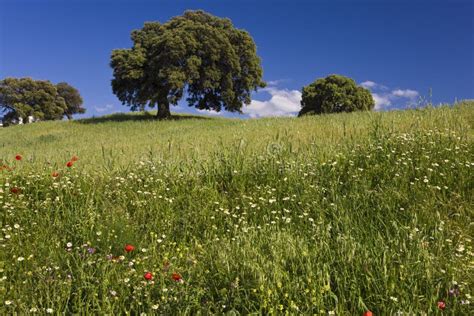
[76,112,212,124]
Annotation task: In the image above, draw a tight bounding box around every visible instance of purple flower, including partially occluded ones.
[87,247,96,254]
[449,287,460,296]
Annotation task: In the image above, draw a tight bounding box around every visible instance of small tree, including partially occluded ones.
[110,10,265,119]
[298,74,374,116]
[0,77,67,123]
[56,82,85,119]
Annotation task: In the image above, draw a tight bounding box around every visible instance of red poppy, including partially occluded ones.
[71,156,79,162]
[437,301,446,310]
[10,187,21,194]
[144,272,153,280]
[171,272,182,282]
[52,171,60,178]
[124,244,135,253]
[363,311,373,316]
[66,161,74,168]
[15,155,22,161]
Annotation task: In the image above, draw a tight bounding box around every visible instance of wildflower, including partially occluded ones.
[17,257,25,261]
[46,308,53,313]
[29,307,38,312]
[363,311,373,316]
[10,187,21,194]
[71,156,79,162]
[110,290,117,296]
[66,242,72,248]
[66,161,74,168]
[144,272,153,281]
[87,247,96,254]
[15,155,22,161]
[437,301,446,310]
[172,272,182,282]
[5,300,12,305]
[124,244,135,253]
[152,305,159,310]
[51,171,60,178]
[449,286,460,297]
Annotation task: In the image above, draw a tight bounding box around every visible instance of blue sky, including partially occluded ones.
[0,0,473,118]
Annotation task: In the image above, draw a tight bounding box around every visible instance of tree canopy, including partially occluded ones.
[0,77,85,124]
[298,75,374,116]
[110,10,265,119]
[57,82,86,120]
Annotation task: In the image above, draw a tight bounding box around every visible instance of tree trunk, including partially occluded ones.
[156,99,171,120]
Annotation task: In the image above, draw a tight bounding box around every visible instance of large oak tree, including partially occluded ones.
[56,82,86,120]
[110,10,265,119]
[299,75,374,116]
[0,77,85,124]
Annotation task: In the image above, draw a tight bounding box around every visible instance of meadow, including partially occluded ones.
[0,102,473,314]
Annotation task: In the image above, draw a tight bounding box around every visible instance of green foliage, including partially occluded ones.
[299,74,375,116]
[0,78,67,123]
[56,82,85,120]
[110,10,265,119]
[0,78,84,124]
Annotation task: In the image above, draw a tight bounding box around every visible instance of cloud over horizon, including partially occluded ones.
[244,86,302,118]
[94,104,115,113]
[361,81,420,110]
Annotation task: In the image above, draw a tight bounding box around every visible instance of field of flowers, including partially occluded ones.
[1,103,473,314]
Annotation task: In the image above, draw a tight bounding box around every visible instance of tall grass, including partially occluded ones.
[0,102,473,314]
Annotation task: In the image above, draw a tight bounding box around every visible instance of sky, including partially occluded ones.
[0,0,473,119]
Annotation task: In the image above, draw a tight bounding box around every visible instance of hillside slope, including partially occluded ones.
[0,102,473,314]
[1,102,472,170]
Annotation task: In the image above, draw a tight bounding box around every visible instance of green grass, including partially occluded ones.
[1,102,473,314]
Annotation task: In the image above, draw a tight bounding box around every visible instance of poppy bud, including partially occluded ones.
[124,244,135,253]
[172,272,182,282]
[437,301,446,310]
[144,272,153,280]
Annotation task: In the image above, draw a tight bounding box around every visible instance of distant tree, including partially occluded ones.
[0,77,67,124]
[298,75,374,116]
[56,82,85,119]
[110,10,265,119]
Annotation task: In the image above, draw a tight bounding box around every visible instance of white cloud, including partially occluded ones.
[372,93,392,110]
[361,81,419,110]
[360,81,377,89]
[197,109,222,116]
[360,81,388,90]
[244,87,302,118]
[94,104,114,113]
[392,89,419,99]
[266,79,290,86]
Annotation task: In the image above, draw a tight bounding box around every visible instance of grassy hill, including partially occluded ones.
[1,102,473,314]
